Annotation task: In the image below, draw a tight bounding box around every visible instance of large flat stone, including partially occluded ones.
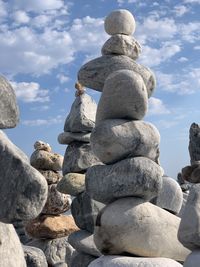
[90,119,160,164]
[86,157,163,204]
[23,245,48,267]
[95,70,148,123]
[78,55,156,97]
[94,197,190,261]
[57,173,85,196]
[0,131,48,223]
[0,75,19,129]
[58,132,91,145]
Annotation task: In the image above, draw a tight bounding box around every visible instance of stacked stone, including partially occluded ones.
[0,75,49,266]
[76,10,189,267]
[56,90,104,266]
[24,140,77,266]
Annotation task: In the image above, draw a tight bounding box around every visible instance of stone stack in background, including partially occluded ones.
[76,9,189,267]
[25,141,78,266]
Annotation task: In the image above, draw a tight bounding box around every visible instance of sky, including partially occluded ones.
[0,0,200,180]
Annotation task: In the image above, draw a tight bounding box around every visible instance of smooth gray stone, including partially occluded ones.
[57,173,85,196]
[70,252,97,267]
[0,75,19,129]
[88,256,183,267]
[23,245,48,267]
[178,192,189,218]
[71,192,105,233]
[102,34,141,60]
[27,237,74,266]
[189,123,200,164]
[69,230,101,257]
[96,70,148,123]
[58,132,91,145]
[178,184,200,249]
[184,250,200,267]
[78,55,156,97]
[152,176,183,215]
[62,142,101,175]
[86,157,163,204]
[90,119,160,164]
[38,169,62,185]
[0,222,27,267]
[0,131,48,223]
[64,94,97,133]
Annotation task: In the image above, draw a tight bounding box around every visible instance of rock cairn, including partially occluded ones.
[25,140,78,266]
[75,9,189,267]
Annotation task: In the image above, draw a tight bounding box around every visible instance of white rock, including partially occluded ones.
[34,140,51,152]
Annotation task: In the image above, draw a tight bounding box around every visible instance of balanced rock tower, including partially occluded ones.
[76,9,189,267]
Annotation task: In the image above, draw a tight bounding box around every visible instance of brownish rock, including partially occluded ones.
[38,170,62,185]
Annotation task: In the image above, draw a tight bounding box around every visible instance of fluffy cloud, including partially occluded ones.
[0,0,7,19]
[12,10,30,24]
[184,0,200,4]
[148,97,170,116]
[22,115,63,126]
[173,5,189,17]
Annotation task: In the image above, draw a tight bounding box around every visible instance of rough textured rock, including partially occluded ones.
[42,184,71,215]
[69,230,101,257]
[78,55,156,97]
[25,214,78,239]
[104,9,135,35]
[57,173,85,196]
[183,250,200,267]
[90,119,160,164]
[62,142,101,175]
[86,157,163,204]
[58,132,91,145]
[0,130,48,223]
[181,163,200,183]
[27,236,74,266]
[34,140,51,152]
[189,123,200,164]
[178,184,200,249]
[71,192,105,233]
[96,70,148,123]
[30,150,63,171]
[38,170,62,185]
[13,220,31,244]
[152,175,183,215]
[94,197,190,261]
[102,34,141,60]
[70,252,97,267]
[64,94,97,133]
[23,245,48,267]
[54,263,68,267]
[0,75,20,129]
[178,192,189,218]
[0,222,26,267]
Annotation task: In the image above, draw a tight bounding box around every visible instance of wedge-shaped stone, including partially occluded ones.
[57,173,85,196]
[91,119,160,164]
[96,70,148,123]
[0,131,48,223]
[58,132,91,145]
[0,75,19,129]
[86,157,163,204]
[94,198,190,261]
[64,94,97,133]
[78,55,156,97]
[23,245,48,267]
[88,255,183,267]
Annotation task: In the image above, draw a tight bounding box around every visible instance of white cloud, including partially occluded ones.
[194,45,200,50]
[184,0,200,4]
[179,22,200,42]
[11,81,50,102]
[57,73,69,84]
[178,57,188,62]
[12,10,30,24]
[22,115,63,126]
[173,5,189,17]
[148,97,170,116]
[0,0,7,19]
[11,0,65,12]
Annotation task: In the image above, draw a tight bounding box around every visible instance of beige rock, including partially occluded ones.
[34,140,51,152]
[57,173,85,196]
[38,169,62,184]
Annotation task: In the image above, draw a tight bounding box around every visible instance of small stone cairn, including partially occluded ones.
[73,9,189,267]
[24,140,78,266]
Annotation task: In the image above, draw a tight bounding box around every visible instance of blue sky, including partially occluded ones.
[1,0,200,179]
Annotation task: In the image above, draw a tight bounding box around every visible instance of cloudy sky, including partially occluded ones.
[1,0,200,179]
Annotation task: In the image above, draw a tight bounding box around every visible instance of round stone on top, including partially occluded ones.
[34,140,51,152]
[104,9,136,36]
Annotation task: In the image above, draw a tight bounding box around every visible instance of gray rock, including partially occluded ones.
[178,184,200,249]
[0,222,26,267]
[189,123,200,164]
[88,256,183,267]
[96,70,148,123]
[86,157,163,204]
[178,192,189,218]
[104,9,135,35]
[27,237,74,266]
[62,142,101,175]
[0,131,48,223]
[42,184,71,215]
[0,75,19,129]
[90,119,160,164]
[38,170,62,185]
[94,197,190,261]
[23,245,48,267]
[64,94,97,133]
[71,192,105,233]
[57,173,85,196]
[184,250,200,267]
[53,263,68,267]
[30,150,63,171]
[152,176,183,215]
[78,55,156,97]
[102,34,141,60]
[13,220,31,244]
[58,132,91,145]
[69,230,101,257]
[70,252,97,267]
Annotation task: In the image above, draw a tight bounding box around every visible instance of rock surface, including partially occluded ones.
[58,132,91,145]
[38,170,62,185]
[94,197,190,261]
[0,75,19,129]
[71,252,97,267]
[57,173,85,196]
[34,140,51,152]
[183,250,200,267]
[189,123,200,164]
[90,119,160,164]
[23,245,48,267]
[0,130,48,223]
